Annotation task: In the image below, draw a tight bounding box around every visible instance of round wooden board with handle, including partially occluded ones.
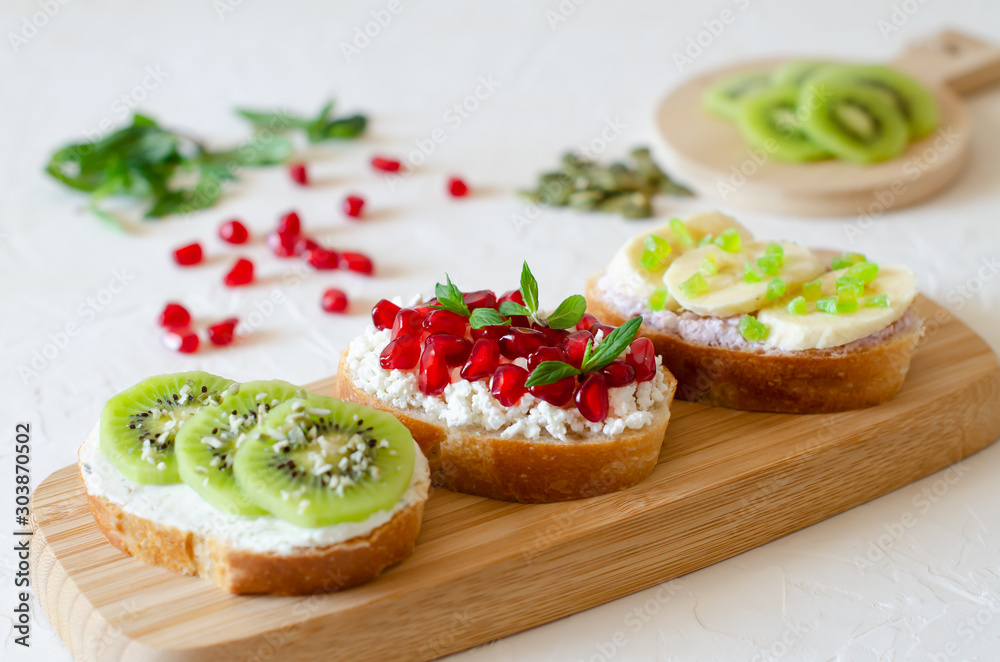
[655,30,1000,217]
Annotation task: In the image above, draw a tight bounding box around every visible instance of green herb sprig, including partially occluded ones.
[236,101,366,143]
[498,262,587,330]
[525,316,644,387]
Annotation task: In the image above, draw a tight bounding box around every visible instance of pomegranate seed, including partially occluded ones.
[414,300,437,318]
[306,248,340,270]
[463,290,497,310]
[172,242,203,266]
[380,337,421,369]
[158,302,191,328]
[576,313,600,331]
[289,162,309,186]
[207,318,238,346]
[601,360,636,387]
[162,328,199,354]
[426,333,473,366]
[340,251,374,275]
[461,339,500,381]
[277,211,301,237]
[539,326,569,346]
[418,345,450,395]
[499,328,547,360]
[627,338,657,382]
[470,325,509,341]
[563,331,594,368]
[321,288,349,313]
[372,300,401,330]
[267,231,298,258]
[293,236,319,256]
[447,177,469,197]
[529,376,577,407]
[218,219,249,244]
[527,346,569,372]
[498,289,525,306]
[490,364,529,407]
[575,373,609,422]
[423,309,468,336]
[371,156,402,172]
[343,195,365,218]
[590,324,616,340]
[392,308,424,339]
[223,258,254,287]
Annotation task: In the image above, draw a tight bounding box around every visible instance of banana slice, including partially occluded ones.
[604,212,754,308]
[757,263,917,350]
[664,241,825,317]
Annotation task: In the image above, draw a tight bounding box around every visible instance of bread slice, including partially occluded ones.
[79,429,430,595]
[335,349,677,503]
[586,273,923,413]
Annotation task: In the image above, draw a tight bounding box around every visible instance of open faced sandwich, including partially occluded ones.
[81,372,429,594]
[336,263,678,503]
[586,212,923,413]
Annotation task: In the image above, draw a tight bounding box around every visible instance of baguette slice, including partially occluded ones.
[80,429,430,595]
[586,273,923,413]
[336,349,677,503]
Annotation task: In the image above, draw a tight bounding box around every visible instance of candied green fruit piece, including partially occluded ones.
[816,297,838,314]
[847,261,879,283]
[865,293,890,308]
[764,243,784,259]
[836,275,864,297]
[831,252,866,270]
[700,252,718,276]
[713,229,743,253]
[697,233,714,248]
[640,235,673,270]
[836,294,858,313]
[648,287,669,311]
[743,262,761,283]
[802,279,823,301]
[757,255,781,275]
[786,296,807,315]
[670,217,694,248]
[739,315,769,342]
[766,276,785,300]
[680,272,709,298]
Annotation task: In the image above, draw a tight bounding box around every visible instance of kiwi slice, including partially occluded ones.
[233,395,416,528]
[703,71,772,122]
[771,60,834,87]
[175,379,306,517]
[100,372,236,485]
[798,76,909,164]
[819,64,939,139]
[735,85,831,162]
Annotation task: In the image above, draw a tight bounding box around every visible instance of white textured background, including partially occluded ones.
[2,0,1000,660]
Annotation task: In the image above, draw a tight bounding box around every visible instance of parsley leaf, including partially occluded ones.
[545,294,586,329]
[524,361,581,388]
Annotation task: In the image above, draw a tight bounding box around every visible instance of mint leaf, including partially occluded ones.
[545,294,586,330]
[323,114,367,139]
[432,274,471,317]
[306,101,335,142]
[525,361,581,388]
[498,301,530,317]
[519,262,539,316]
[581,316,643,372]
[470,308,510,330]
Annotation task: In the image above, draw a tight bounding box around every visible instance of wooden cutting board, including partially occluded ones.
[31,294,1000,662]
[655,30,1000,217]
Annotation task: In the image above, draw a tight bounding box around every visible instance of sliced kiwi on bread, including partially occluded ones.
[703,71,773,122]
[818,64,939,140]
[100,372,237,484]
[233,394,416,528]
[175,379,306,517]
[736,85,831,162]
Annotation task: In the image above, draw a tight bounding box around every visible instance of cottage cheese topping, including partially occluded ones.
[345,326,673,442]
[79,428,429,555]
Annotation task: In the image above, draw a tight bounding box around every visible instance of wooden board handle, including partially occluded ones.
[894,30,1000,95]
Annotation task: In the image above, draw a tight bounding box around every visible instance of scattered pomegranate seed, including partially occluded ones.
[158,302,191,328]
[293,236,319,256]
[306,248,340,270]
[277,211,301,237]
[490,364,529,406]
[529,376,577,407]
[321,288,349,313]
[447,177,469,197]
[173,242,203,266]
[289,162,309,186]
[371,156,402,172]
[461,339,500,381]
[372,299,402,330]
[223,258,254,287]
[426,333,473,366]
[267,231,298,258]
[499,328,547,360]
[207,318,239,346]
[392,308,425,339]
[527,346,568,372]
[463,290,497,310]
[498,289,525,306]
[423,309,468,336]
[575,373,609,422]
[218,219,249,244]
[418,345,450,395]
[162,328,199,354]
[627,338,657,382]
[470,325,509,341]
[590,324,616,340]
[340,251,374,275]
[601,360,636,387]
[380,337,421,370]
[563,331,594,368]
[576,313,600,331]
[343,195,365,219]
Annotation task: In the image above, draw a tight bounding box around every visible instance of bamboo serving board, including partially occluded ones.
[655,30,1000,216]
[32,294,1000,662]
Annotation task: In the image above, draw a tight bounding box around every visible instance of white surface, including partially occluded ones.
[2,0,1000,660]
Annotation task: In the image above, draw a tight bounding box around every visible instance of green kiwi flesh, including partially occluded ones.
[703,71,773,122]
[736,85,831,162]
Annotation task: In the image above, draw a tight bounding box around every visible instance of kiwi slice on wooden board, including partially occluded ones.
[735,85,831,162]
[703,71,773,122]
[175,379,306,517]
[100,372,237,484]
[818,64,939,139]
[233,395,416,528]
[798,75,909,164]
[771,60,834,87]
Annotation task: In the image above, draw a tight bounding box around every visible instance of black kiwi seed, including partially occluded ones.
[201,386,208,393]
